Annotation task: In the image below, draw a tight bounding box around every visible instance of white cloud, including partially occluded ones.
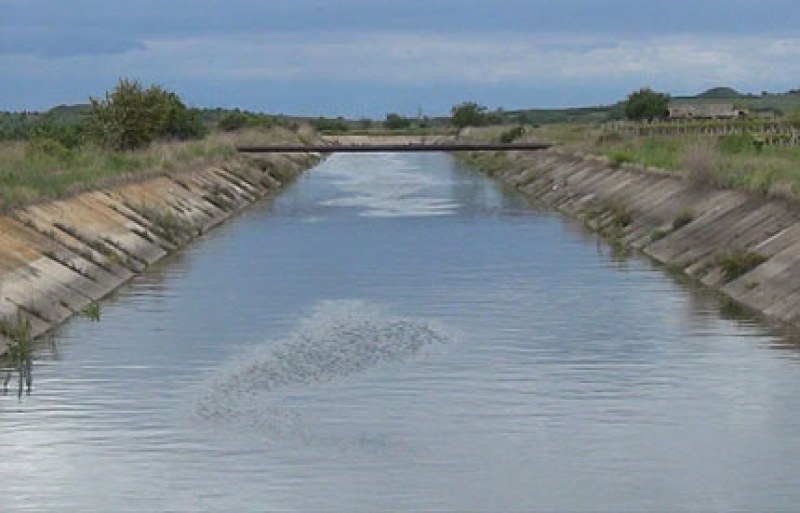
[2,31,800,111]
[120,32,800,86]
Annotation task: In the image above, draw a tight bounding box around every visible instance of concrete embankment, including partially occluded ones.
[466,149,800,330]
[0,151,320,354]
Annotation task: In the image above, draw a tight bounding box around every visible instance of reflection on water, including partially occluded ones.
[2,152,800,512]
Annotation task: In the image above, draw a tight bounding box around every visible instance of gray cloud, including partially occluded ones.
[3,30,800,116]
[3,0,800,114]
[3,0,799,58]
[0,27,144,57]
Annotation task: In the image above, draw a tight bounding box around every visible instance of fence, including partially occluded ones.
[602,120,800,147]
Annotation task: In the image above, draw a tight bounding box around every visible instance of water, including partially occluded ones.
[2,153,800,512]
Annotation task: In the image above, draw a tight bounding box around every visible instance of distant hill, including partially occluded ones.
[695,87,743,99]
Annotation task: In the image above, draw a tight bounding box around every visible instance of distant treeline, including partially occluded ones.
[0,103,301,147]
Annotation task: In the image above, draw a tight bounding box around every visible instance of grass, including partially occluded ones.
[128,203,197,246]
[1,314,34,395]
[0,126,311,211]
[608,150,634,168]
[81,302,101,322]
[716,251,767,282]
[650,228,669,242]
[672,208,695,229]
[530,123,800,200]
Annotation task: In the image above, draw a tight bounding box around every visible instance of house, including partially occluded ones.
[668,102,747,120]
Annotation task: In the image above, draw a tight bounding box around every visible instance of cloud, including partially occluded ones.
[2,0,800,59]
[2,29,800,115]
[124,32,800,88]
[0,27,144,58]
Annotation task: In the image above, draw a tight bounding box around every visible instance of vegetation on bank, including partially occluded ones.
[0,79,315,211]
[527,123,800,199]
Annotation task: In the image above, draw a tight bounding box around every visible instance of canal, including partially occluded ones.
[2,152,799,511]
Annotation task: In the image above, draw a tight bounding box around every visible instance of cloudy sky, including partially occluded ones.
[2,0,799,117]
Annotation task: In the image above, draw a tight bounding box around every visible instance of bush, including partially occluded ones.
[217,111,273,132]
[717,251,766,282]
[499,126,526,143]
[314,117,350,132]
[384,113,411,130]
[86,79,206,151]
[450,102,488,128]
[609,150,634,168]
[682,143,719,186]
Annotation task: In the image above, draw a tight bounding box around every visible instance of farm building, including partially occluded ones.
[668,102,747,120]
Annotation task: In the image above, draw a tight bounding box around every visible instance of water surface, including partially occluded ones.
[2,153,800,512]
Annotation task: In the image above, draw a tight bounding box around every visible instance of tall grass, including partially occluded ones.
[0,127,306,211]
[534,123,800,199]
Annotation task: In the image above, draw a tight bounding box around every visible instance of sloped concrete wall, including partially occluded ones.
[470,149,800,330]
[0,152,320,354]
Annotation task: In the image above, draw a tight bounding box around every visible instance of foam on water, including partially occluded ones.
[195,300,453,425]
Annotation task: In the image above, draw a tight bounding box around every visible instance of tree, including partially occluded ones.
[624,88,670,121]
[86,79,206,151]
[450,102,488,128]
[384,113,411,130]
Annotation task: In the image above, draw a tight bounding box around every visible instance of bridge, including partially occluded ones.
[236,142,552,154]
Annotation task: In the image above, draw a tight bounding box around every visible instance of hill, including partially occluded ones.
[695,87,743,99]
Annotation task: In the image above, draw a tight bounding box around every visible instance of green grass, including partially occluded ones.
[0,126,312,211]
[534,123,800,199]
[608,150,634,168]
[672,208,695,229]
[716,251,767,282]
[80,302,101,322]
[129,203,197,246]
[1,314,34,393]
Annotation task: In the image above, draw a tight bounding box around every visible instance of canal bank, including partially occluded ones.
[0,149,321,355]
[462,148,800,331]
[5,151,800,511]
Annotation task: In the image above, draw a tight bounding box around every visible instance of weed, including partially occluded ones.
[607,200,633,228]
[0,314,34,396]
[650,228,669,242]
[683,143,719,186]
[672,208,695,230]
[130,204,196,246]
[81,302,101,322]
[609,150,634,168]
[716,251,767,282]
[499,126,526,143]
[717,134,754,155]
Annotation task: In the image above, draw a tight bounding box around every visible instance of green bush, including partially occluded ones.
[384,113,411,130]
[86,79,206,151]
[499,126,526,143]
[450,102,488,128]
[314,117,350,132]
[609,150,634,168]
[717,251,766,282]
[217,111,273,132]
